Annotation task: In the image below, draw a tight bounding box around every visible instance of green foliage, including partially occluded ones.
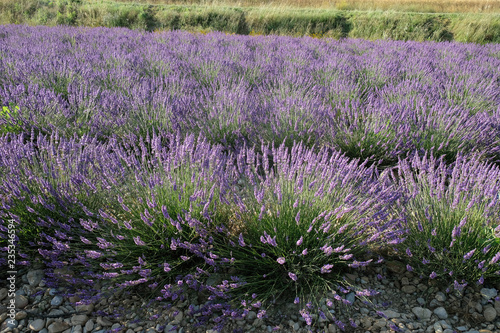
[0,103,22,135]
[1,0,499,44]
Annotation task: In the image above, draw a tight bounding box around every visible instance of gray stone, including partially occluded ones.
[14,312,27,320]
[433,322,443,333]
[15,295,29,309]
[481,288,498,301]
[483,306,497,322]
[402,285,416,293]
[293,322,300,331]
[51,296,64,307]
[39,329,48,333]
[29,319,46,332]
[433,307,448,319]
[27,270,45,287]
[172,311,183,325]
[0,288,8,301]
[435,292,447,302]
[327,323,337,333]
[247,311,257,321]
[75,304,94,314]
[70,315,88,326]
[96,317,112,327]
[412,307,432,320]
[417,297,426,306]
[84,319,94,332]
[346,292,355,304]
[382,310,400,319]
[48,321,70,333]
[6,319,18,328]
[71,325,82,333]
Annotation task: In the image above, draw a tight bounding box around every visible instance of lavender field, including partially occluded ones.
[1,24,500,332]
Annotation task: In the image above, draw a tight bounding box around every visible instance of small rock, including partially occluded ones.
[0,288,8,301]
[72,325,82,333]
[29,319,46,332]
[15,295,29,309]
[433,307,448,319]
[483,306,497,322]
[401,277,410,285]
[402,285,416,293]
[247,311,257,321]
[481,288,498,301]
[373,318,387,329]
[84,319,94,332]
[360,317,372,328]
[327,323,337,333]
[47,321,70,333]
[435,292,447,302]
[346,292,355,304]
[433,322,443,333]
[96,317,113,327]
[6,319,18,328]
[412,307,432,320]
[417,297,426,306]
[163,324,177,333]
[70,315,88,326]
[51,296,64,307]
[292,322,300,331]
[382,310,400,319]
[27,270,45,287]
[75,304,94,314]
[475,302,483,313]
[386,260,406,274]
[14,312,27,320]
[172,311,183,325]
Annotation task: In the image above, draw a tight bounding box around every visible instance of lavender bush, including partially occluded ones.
[381,153,500,291]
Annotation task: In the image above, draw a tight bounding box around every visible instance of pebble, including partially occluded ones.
[382,309,400,318]
[27,270,45,287]
[412,307,432,320]
[84,319,94,332]
[435,292,447,302]
[402,285,416,293]
[29,319,46,332]
[434,307,448,319]
[70,315,89,326]
[15,295,29,309]
[47,321,69,333]
[483,306,497,322]
[480,288,498,301]
[51,296,64,307]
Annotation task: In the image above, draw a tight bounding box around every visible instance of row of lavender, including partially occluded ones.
[1,130,500,330]
[0,25,500,166]
[0,24,500,331]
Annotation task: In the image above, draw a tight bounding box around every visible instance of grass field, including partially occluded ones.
[1,0,499,43]
[110,0,500,13]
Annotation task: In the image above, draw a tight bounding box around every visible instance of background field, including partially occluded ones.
[1,0,499,43]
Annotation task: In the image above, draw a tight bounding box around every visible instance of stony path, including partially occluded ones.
[1,258,500,333]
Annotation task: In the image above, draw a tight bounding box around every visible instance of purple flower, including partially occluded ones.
[288,272,298,281]
[133,236,146,246]
[296,236,303,246]
[321,264,334,274]
[430,271,437,279]
[463,249,476,261]
[238,233,246,247]
[277,257,286,265]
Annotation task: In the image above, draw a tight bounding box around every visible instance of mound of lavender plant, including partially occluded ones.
[381,153,500,291]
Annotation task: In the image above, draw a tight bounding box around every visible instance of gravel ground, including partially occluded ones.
[2,258,500,333]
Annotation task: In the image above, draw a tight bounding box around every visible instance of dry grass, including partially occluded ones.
[108,0,500,13]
